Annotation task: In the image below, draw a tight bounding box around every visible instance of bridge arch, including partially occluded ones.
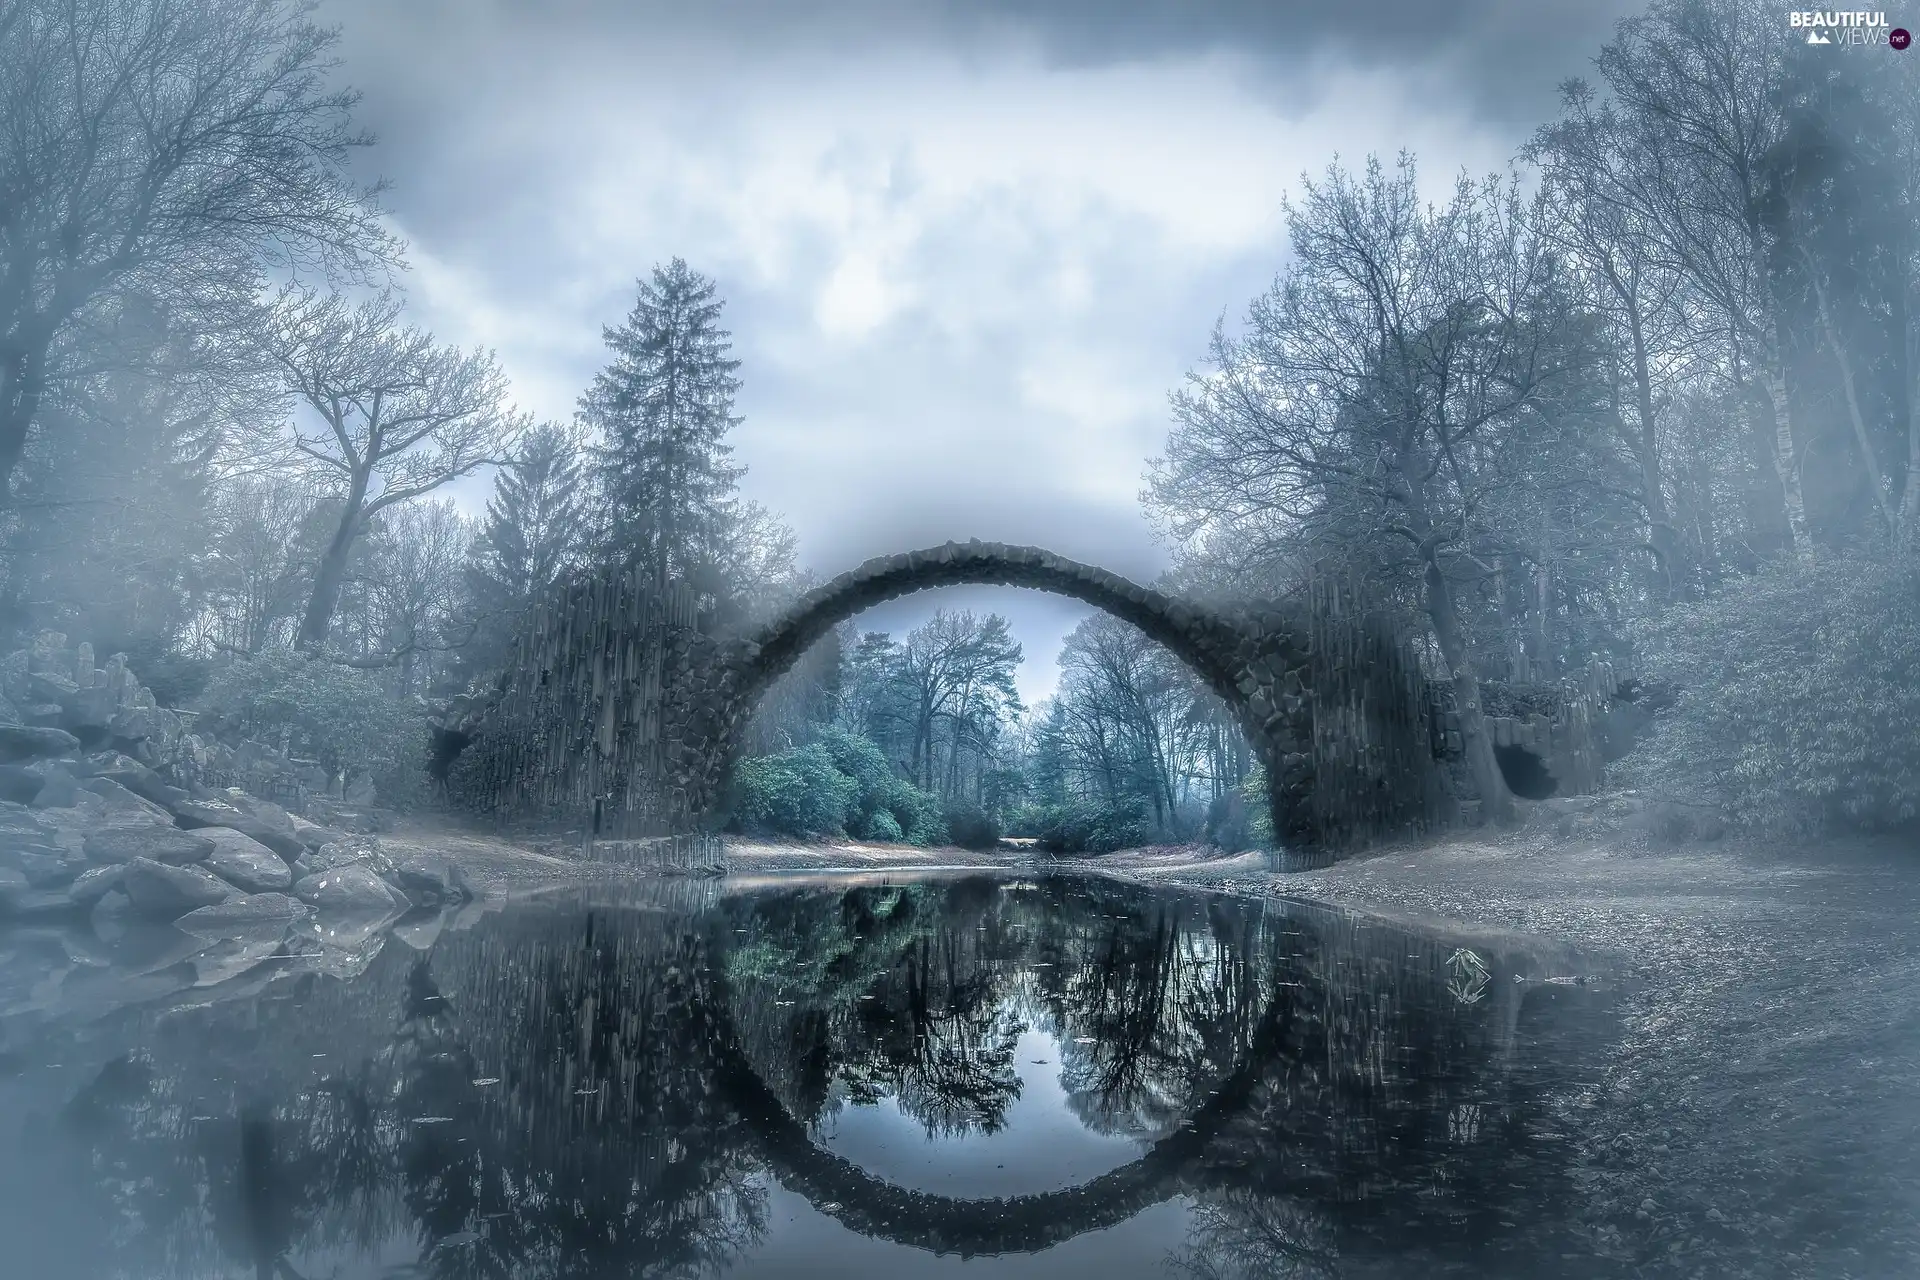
[705,541,1317,841]
[732,542,1264,711]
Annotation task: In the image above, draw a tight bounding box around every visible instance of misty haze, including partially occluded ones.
[0,1,1917,1277]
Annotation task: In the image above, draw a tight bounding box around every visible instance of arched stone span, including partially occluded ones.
[736,542,1269,715]
[698,541,1321,844]
[457,538,1440,850]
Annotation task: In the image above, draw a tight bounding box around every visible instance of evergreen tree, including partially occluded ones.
[464,423,587,670]
[579,259,746,601]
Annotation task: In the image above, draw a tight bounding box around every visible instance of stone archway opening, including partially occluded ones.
[698,542,1316,847]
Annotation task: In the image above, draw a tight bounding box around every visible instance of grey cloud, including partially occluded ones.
[327,0,1641,124]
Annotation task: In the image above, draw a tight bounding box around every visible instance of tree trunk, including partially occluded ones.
[1424,554,1514,827]
[1806,253,1898,541]
[0,342,47,512]
[298,477,370,652]
[1762,315,1811,556]
[1626,310,1682,594]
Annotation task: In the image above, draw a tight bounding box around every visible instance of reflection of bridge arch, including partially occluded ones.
[707,987,1296,1257]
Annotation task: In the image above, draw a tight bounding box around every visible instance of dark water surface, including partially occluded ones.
[0,874,1623,1278]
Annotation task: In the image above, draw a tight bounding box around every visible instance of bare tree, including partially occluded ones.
[1529,83,1711,596]
[0,0,396,507]
[1151,156,1569,825]
[259,286,527,651]
[201,472,328,654]
[353,497,476,694]
[1596,0,1810,552]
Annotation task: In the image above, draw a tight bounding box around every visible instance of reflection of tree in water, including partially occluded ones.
[1166,1189,1340,1280]
[720,880,1028,1138]
[1033,887,1272,1139]
[49,905,767,1280]
[30,875,1613,1276]
[385,920,767,1279]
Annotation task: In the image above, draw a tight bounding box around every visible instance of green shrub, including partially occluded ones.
[943,800,1001,850]
[729,744,861,837]
[1617,551,1920,833]
[815,725,894,799]
[727,727,951,845]
[199,648,424,790]
[883,777,947,845]
[1239,765,1275,847]
[1205,790,1255,851]
[1023,800,1151,853]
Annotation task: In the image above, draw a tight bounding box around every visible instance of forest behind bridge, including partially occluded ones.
[1,0,1915,852]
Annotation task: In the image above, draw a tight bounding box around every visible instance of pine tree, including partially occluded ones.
[579,259,746,599]
[465,422,587,668]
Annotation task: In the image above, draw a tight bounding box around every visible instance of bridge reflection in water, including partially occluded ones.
[17,876,1619,1279]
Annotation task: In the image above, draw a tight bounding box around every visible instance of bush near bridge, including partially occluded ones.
[1009,800,1151,854]
[1617,551,1920,835]
[199,648,430,807]
[728,726,948,843]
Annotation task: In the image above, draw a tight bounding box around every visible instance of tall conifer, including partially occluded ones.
[579,259,745,598]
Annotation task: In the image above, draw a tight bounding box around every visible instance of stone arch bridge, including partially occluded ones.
[452,541,1447,851]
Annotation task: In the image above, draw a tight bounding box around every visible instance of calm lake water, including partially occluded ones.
[0,874,1622,1279]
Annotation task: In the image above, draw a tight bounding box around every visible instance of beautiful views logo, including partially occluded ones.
[1788,11,1909,46]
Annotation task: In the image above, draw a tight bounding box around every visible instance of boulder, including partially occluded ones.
[0,764,44,804]
[199,828,292,893]
[0,724,81,763]
[83,756,190,810]
[26,670,78,703]
[169,797,305,861]
[89,888,132,936]
[391,858,471,908]
[176,894,312,959]
[15,850,81,889]
[0,804,70,859]
[297,837,395,880]
[105,704,165,744]
[0,867,77,918]
[84,826,215,866]
[78,777,173,825]
[62,684,118,732]
[288,814,349,852]
[293,864,407,916]
[67,863,127,907]
[218,791,297,839]
[27,762,80,808]
[119,857,236,917]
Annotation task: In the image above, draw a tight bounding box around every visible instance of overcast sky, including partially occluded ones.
[320,0,1636,703]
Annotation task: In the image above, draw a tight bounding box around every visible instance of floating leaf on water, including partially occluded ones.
[411,1116,453,1124]
[472,1078,500,1086]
